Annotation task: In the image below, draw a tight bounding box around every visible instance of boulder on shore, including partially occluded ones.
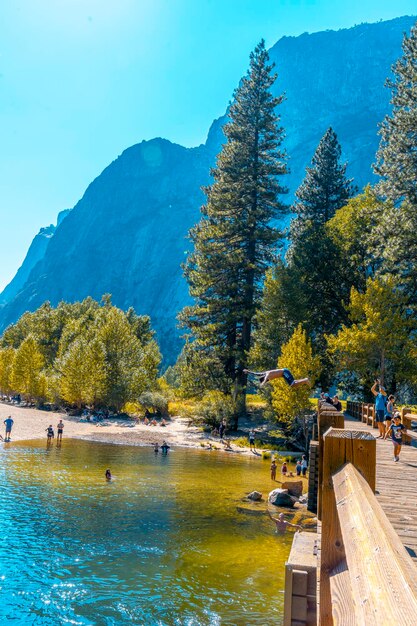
[269,488,298,508]
[281,481,303,497]
[247,491,263,501]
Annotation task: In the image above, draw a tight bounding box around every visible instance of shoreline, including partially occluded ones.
[0,402,296,460]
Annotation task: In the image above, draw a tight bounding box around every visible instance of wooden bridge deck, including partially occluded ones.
[344,413,417,563]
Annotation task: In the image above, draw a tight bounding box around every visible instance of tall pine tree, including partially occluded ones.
[179,40,288,426]
[291,127,354,238]
[373,22,417,301]
[285,129,354,384]
[374,22,417,205]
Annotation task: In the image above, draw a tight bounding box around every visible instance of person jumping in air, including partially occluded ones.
[244,368,310,388]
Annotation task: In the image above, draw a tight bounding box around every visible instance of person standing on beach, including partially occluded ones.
[4,416,14,442]
[219,420,225,440]
[270,459,277,480]
[296,460,302,476]
[46,425,54,443]
[301,455,308,477]
[371,379,387,438]
[248,429,256,451]
[57,419,64,442]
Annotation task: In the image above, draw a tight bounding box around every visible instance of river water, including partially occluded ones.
[0,440,292,625]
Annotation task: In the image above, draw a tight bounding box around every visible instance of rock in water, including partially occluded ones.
[269,488,298,508]
[247,491,263,501]
[281,480,303,497]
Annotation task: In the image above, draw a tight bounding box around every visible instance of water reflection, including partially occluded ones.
[0,440,290,625]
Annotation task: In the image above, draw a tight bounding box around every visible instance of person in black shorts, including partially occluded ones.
[46,425,54,444]
[57,419,64,442]
[384,413,406,462]
[244,368,310,388]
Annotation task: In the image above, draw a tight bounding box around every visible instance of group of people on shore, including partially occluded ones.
[371,380,406,462]
[1,416,65,444]
[270,455,308,480]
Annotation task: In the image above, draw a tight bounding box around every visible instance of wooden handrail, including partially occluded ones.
[332,463,417,624]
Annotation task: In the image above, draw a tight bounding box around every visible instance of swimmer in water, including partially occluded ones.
[105,469,112,481]
[244,368,310,388]
[46,425,54,443]
[161,441,170,454]
[268,510,302,534]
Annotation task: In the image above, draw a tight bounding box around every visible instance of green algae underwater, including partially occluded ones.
[0,439,295,625]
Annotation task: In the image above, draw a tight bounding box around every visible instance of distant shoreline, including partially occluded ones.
[0,403,281,459]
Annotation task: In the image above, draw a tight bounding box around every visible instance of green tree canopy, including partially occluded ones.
[11,334,46,401]
[326,277,416,389]
[374,21,417,206]
[179,40,288,426]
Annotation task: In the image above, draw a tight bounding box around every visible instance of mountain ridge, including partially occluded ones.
[1,15,415,363]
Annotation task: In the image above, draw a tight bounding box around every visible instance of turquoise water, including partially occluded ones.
[0,440,292,625]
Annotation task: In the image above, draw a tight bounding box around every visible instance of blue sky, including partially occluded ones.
[0,0,416,291]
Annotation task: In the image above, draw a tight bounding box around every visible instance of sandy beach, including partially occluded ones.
[0,402,263,456]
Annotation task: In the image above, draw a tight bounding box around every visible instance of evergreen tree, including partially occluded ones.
[326,187,385,292]
[374,22,417,206]
[284,129,355,377]
[373,23,417,300]
[249,262,298,368]
[180,40,288,426]
[291,127,354,238]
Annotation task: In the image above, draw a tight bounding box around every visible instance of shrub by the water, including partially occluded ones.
[188,391,235,429]
[138,391,168,416]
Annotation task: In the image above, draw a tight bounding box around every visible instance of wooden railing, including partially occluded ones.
[401,408,417,445]
[347,401,417,445]
[346,400,375,427]
[317,402,417,624]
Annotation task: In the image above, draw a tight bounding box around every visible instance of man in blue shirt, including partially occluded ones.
[4,416,14,442]
[371,380,387,438]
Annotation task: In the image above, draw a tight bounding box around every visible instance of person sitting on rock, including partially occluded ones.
[244,368,310,388]
[267,510,302,534]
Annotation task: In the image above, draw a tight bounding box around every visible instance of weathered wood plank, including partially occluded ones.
[333,464,417,624]
[344,413,417,564]
[329,560,356,626]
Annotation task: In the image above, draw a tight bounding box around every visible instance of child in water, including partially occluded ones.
[105,469,112,480]
[270,459,277,481]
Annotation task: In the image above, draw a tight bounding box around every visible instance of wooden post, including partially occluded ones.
[370,404,375,428]
[319,428,376,625]
[317,409,344,521]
